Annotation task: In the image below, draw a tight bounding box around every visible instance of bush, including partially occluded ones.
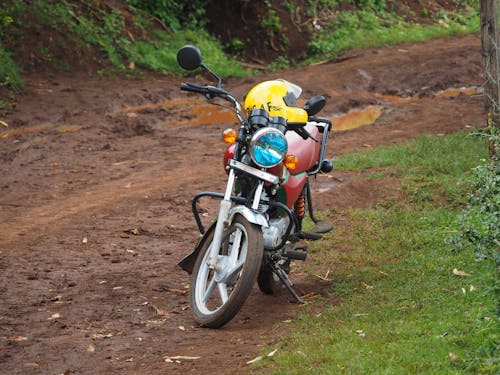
[0,45,23,92]
[126,0,207,31]
[450,130,500,263]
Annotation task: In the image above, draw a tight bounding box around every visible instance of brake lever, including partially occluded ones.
[298,127,318,142]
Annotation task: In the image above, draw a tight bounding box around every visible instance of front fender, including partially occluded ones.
[228,206,268,228]
[178,222,216,274]
[178,206,268,274]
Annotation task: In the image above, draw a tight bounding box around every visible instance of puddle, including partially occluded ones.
[435,86,478,98]
[120,98,236,126]
[0,123,57,139]
[331,105,384,132]
[1,86,478,139]
[376,86,478,104]
[375,93,418,104]
[0,124,83,139]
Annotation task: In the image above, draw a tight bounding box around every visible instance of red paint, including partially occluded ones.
[285,124,321,174]
[282,172,307,208]
[223,125,323,207]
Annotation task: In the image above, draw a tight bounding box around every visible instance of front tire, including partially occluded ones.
[189,215,263,328]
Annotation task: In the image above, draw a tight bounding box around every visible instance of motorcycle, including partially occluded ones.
[177,45,333,328]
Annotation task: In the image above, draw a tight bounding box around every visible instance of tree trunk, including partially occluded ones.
[480,0,500,157]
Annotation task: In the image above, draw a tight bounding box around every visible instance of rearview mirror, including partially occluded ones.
[177,45,202,71]
[304,96,326,116]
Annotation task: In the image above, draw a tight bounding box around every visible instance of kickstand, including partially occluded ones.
[270,262,304,304]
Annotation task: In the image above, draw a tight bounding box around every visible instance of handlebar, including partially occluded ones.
[180,82,244,123]
[180,82,229,98]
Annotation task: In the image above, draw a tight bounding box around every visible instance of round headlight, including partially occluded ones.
[250,128,288,168]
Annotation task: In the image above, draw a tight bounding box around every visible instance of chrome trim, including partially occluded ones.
[228,159,279,185]
[228,206,269,228]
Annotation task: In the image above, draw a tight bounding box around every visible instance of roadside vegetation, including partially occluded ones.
[0,0,481,99]
[253,131,498,374]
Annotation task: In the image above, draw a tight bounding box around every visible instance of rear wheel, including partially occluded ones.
[257,257,289,294]
[190,215,263,328]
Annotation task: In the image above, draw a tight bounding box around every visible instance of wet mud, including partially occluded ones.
[0,34,486,374]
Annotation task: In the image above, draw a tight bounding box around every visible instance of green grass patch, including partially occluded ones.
[127,29,250,77]
[308,5,479,60]
[0,44,23,92]
[334,132,489,205]
[253,132,498,374]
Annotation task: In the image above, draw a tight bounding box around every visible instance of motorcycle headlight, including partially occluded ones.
[250,128,288,168]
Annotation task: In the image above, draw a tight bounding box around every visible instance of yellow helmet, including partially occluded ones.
[244,79,308,123]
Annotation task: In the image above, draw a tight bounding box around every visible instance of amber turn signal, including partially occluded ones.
[284,155,299,170]
[222,128,237,144]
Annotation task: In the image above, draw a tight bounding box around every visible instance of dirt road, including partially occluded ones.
[0,34,485,374]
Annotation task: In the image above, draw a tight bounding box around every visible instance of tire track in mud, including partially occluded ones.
[0,162,219,248]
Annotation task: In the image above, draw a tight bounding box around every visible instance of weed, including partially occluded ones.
[307,6,479,59]
[0,45,23,92]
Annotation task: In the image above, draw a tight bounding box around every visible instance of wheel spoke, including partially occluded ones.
[218,282,229,304]
[203,277,217,304]
[226,260,245,281]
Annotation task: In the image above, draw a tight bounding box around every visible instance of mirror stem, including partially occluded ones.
[201,63,222,88]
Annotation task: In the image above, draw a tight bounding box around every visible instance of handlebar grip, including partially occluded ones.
[180,82,208,94]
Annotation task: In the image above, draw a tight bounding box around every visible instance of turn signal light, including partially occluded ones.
[284,155,299,170]
[222,128,237,144]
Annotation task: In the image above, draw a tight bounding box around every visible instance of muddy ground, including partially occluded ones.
[0,34,486,374]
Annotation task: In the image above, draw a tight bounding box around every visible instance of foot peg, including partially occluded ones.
[285,248,307,261]
[301,231,323,241]
[312,220,333,234]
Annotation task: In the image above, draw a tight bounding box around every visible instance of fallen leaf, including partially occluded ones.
[10,336,28,342]
[453,268,471,277]
[87,344,95,353]
[362,282,373,289]
[246,356,263,364]
[0,120,8,127]
[91,333,113,340]
[149,303,169,317]
[164,355,200,362]
[267,348,278,357]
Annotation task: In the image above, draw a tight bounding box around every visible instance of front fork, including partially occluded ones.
[206,169,265,269]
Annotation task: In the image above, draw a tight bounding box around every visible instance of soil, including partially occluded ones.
[0,34,486,374]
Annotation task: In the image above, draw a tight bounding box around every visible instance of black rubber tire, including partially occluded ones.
[189,215,263,328]
[257,267,282,295]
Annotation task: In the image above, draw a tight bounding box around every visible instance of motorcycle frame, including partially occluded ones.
[179,89,333,276]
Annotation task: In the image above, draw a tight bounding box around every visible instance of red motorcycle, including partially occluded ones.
[177,45,333,328]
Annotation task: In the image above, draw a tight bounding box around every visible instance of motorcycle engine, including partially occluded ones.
[262,215,290,248]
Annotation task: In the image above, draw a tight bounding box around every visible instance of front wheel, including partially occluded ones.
[189,215,264,328]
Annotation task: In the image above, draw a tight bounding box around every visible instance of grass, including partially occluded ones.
[253,132,498,374]
[0,44,23,93]
[307,6,479,60]
[334,132,488,205]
